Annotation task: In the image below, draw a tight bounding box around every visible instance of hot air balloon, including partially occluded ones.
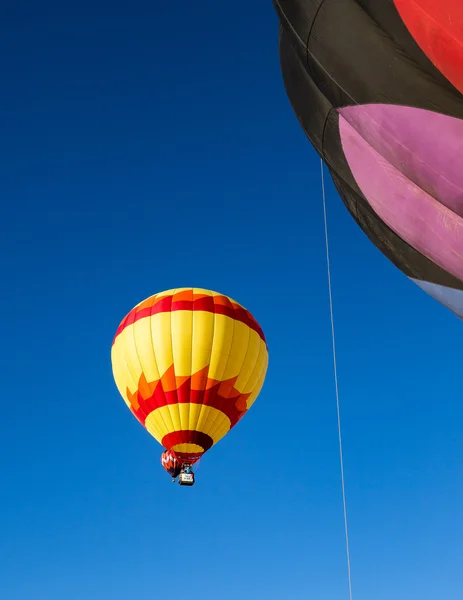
[111,288,268,486]
[273,0,463,319]
[161,449,182,481]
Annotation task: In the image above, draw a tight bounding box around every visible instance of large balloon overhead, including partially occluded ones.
[273,0,463,318]
[111,288,268,472]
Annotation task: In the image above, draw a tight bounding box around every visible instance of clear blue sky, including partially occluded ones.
[1,2,462,599]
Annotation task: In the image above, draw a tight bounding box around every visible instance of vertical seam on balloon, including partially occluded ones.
[320,107,331,162]
[196,295,234,446]
[204,295,233,444]
[243,359,267,418]
[240,331,262,407]
[215,311,252,434]
[191,289,215,452]
[148,295,174,443]
[323,111,361,221]
[252,361,268,406]
[147,304,172,437]
[205,297,240,443]
[304,44,356,106]
[187,287,194,444]
[113,335,137,392]
[143,315,175,439]
[169,290,182,441]
[319,109,362,221]
[129,318,156,425]
[204,296,236,442]
[231,315,251,406]
[205,302,237,443]
[253,343,269,404]
[115,340,140,416]
[241,336,268,413]
[305,0,326,78]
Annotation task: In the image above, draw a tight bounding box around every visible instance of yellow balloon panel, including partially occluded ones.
[190,309,215,374]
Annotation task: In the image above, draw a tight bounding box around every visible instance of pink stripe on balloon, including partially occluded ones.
[338,104,463,282]
[339,104,463,217]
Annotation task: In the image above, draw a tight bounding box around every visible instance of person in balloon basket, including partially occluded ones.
[173,464,192,482]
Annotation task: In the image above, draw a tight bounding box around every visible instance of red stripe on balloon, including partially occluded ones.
[127,375,250,429]
[113,294,266,344]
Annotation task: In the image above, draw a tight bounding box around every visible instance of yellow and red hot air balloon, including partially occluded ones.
[111,288,268,485]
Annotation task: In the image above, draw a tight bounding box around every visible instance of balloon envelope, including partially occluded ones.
[274,0,463,319]
[111,288,268,464]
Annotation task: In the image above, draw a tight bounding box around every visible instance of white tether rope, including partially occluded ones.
[320,157,353,600]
